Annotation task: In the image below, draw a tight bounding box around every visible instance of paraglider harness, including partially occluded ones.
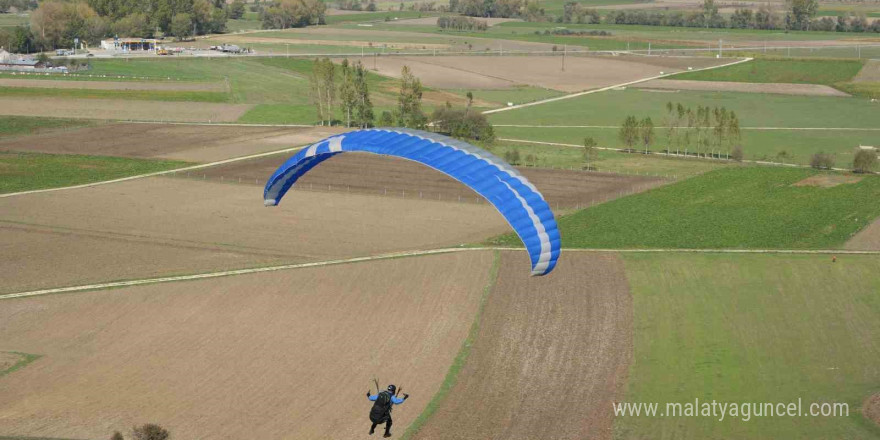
[370,390,395,423]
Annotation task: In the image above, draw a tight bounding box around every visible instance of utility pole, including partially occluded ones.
[648,42,651,55]
[718,39,722,57]
[562,44,566,71]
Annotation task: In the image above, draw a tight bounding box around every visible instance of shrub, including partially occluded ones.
[111,432,124,440]
[504,149,521,165]
[132,424,169,440]
[731,144,744,161]
[853,149,877,173]
[809,152,835,170]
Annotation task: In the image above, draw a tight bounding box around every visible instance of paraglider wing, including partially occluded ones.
[263,129,560,275]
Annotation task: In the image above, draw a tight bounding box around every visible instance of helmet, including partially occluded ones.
[387,384,397,394]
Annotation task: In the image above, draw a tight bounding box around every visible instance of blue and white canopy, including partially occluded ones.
[264,129,560,276]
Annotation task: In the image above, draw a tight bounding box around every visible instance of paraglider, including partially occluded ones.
[263,129,560,275]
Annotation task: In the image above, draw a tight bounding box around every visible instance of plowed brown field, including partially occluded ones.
[0,123,347,163]
[0,251,494,439]
[412,251,633,440]
[0,97,252,122]
[0,178,508,293]
[845,217,880,251]
[199,152,665,209]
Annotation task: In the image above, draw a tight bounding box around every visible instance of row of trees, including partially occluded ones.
[310,58,374,128]
[600,0,879,33]
[5,0,232,51]
[0,0,35,13]
[449,0,545,21]
[259,0,326,29]
[437,15,488,31]
[662,102,742,159]
[811,150,878,173]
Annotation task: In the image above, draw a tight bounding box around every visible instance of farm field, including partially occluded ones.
[0,77,227,92]
[845,217,880,251]
[618,252,880,439]
[0,177,508,294]
[634,79,849,97]
[410,251,633,440]
[0,152,188,194]
[494,125,879,166]
[0,251,494,439]
[490,167,880,249]
[0,97,252,122]
[0,116,94,139]
[669,58,865,85]
[198,152,667,208]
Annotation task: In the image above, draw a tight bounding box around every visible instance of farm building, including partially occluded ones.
[100,38,159,52]
[0,52,43,71]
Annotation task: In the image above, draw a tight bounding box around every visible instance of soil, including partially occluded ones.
[844,217,880,251]
[333,55,731,91]
[0,251,493,440]
[865,392,880,427]
[198,151,666,209]
[792,174,863,188]
[0,177,509,293]
[413,251,634,440]
[636,79,850,97]
[0,123,347,163]
[0,97,252,123]
[0,78,227,92]
[853,60,880,83]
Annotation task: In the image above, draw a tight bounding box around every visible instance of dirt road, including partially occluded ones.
[0,251,494,440]
[412,251,634,440]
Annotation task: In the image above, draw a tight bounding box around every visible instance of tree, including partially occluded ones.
[131,424,169,440]
[353,61,374,128]
[583,136,597,169]
[639,117,655,153]
[379,110,394,126]
[853,149,877,173]
[0,26,35,53]
[229,0,246,19]
[113,13,153,38]
[809,152,835,169]
[396,65,426,129]
[430,103,495,142]
[619,115,639,150]
[170,13,193,40]
[785,0,817,30]
[503,148,521,165]
[338,59,357,127]
[309,58,335,125]
[731,144,744,161]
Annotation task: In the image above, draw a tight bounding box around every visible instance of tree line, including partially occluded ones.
[309,60,494,143]
[437,15,488,31]
[617,102,743,160]
[448,0,546,21]
[0,0,35,13]
[259,0,325,30]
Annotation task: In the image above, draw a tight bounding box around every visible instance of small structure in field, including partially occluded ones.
[101,38,159,52]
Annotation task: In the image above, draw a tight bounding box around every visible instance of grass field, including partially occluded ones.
[488,89,878,129]
[495,125,879,166]
[489,140,724,177]
[671,58,865,85]
[0,13,28,27]
[490,167,880,249]
[0,152,189,193]
[619,252,880,439]
[0,86,230,103]
[0,116,94,139]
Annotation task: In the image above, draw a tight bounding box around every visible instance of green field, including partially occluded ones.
[0,152,189,193]
[671,58,864,85]
[491,167,880,249]
[0,13,28,27]
[618,252,880,439]
[0,116,94,139]
[324,10,441,24]
[0,86,229,102]
[495,125,879,166]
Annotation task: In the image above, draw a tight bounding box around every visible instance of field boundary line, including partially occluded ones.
[4,247,878,301]
[0,144,309,199]
[482,57,752,115]
[0,248,476,301]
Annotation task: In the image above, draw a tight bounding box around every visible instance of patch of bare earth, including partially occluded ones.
[636,79,850,97]
[845,217,880,251]
[336,55,733,92]
[0,97,252,123]
[0,177,508,293]
[198,152,666,209]
[0,78,226,92]
[413,251,634,440]
[854,60,880,83]
[792,174,863,188]
[0,123,347,163]
[865,392,880,427]
[0,251,494,439]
